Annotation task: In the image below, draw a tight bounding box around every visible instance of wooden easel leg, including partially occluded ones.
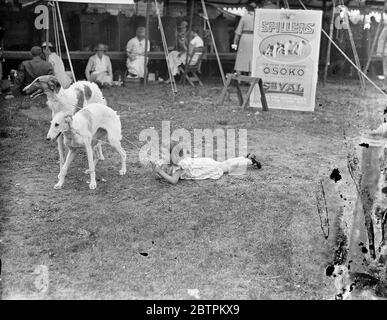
[218,74,232,105]
[235,80,243,106]
[258,78,268,111]
[242,81,256,110]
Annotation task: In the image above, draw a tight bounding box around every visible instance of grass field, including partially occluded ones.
[0,80,384,299]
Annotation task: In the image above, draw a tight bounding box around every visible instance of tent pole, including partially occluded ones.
[45,3,50,60]
[342,3,365,89]
[364,6,385,75]
[52,1,61,57]
[200,0,225,86]
[323,0,336,86]
[143,0,151,88]
[154,0,177,95]
[183,0,194,87]
[55,0,76,82]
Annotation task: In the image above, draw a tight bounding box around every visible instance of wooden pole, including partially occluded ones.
[323,0,336,86]
[143,0,151,88]
[183,0,194,87]
[342,5,366,89]
[200,0,226,86]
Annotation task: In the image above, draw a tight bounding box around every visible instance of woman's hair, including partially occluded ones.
[95,43,107,52]
[160,140,185,165]
[170,140,185,163]
[246,0,263,10]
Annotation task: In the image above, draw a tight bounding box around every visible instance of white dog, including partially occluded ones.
[23,75,107,170]
[46,102,126,190]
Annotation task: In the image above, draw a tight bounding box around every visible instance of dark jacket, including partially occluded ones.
[18,56,53,90]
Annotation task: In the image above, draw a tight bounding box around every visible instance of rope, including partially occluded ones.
[121,135,141,150]
[297,0,387,98]
[201,0,226,86]
[52,1,61,58]
[55,0,76,82]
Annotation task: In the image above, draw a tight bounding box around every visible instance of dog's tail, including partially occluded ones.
[83,82,107,106]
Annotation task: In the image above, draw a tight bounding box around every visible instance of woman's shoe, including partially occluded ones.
[247,153,262,169]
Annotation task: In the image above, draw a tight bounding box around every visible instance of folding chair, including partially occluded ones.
[178,47,205,87]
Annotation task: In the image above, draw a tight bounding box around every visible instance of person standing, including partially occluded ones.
[41,41,72,88]
[85,43,113,87]
[126,27,150,79]
[232,0,262,75]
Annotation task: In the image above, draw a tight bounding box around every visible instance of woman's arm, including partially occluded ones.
[154,165,181,184]
[232,17,244,49]
[85,58,93,81]
[106,56,113,76]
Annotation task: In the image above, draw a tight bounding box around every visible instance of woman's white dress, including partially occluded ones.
[234,11,255,73]
[174,157,251,180]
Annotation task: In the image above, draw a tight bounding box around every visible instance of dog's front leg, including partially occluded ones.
[84,147,100,174]
[85,142,97,190]
[55,149,75,189]
[57,134,65,171]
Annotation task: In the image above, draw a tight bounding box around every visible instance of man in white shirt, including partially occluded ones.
[126,27,150,79]
[41,41,72,89]
[165,28,204,83]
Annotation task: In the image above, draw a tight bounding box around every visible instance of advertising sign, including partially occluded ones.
[251,9,322,111]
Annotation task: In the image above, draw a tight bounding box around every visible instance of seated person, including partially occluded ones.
[18,46,53,92]
[126,27,150,79]
[41,41,72,89]
[165,27,204,83]
[85,43,113,87]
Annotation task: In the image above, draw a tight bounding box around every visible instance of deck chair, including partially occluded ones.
[179,47,205,87]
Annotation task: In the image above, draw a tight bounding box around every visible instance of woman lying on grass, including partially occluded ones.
[150,141,262,184]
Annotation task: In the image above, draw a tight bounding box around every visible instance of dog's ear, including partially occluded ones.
[48,77,61,93]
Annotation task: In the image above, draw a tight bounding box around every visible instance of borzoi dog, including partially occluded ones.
[46,102,126,190]
[23,75,107,170]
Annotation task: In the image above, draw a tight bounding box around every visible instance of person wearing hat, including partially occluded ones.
[85,43,113,87]
[232,0,263,75]
[41,41,72,89]
[18,46,53,92]
[126,27,150,79]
